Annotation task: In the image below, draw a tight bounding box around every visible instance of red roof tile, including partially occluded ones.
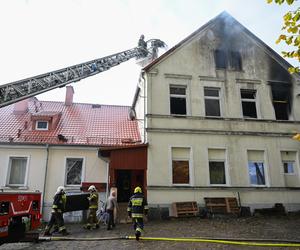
[0,99,141,146]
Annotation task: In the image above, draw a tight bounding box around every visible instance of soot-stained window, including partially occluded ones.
[270,83,291,120]
[214,49,242,71]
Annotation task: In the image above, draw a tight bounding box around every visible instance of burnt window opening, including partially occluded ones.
[241,89,257,118]
[170,86,187,115]
[214,49,227,69]
[204,87,221,117]
[214,49,242,71]
[229,51,242,70]
[271,83,291,121]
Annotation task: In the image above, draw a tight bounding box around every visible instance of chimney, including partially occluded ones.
[65,86,74,106]
[13,99,29,115]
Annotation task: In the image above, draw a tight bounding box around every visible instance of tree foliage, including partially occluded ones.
[267,0,300,73]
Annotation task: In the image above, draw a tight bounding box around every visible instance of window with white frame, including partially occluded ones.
[171,147,190,185]
[281,151,296,174]
[169,85,187,115]
[65,158,83,185]
[204,87,221,117]
[247,150,266,185]
[36,121,49,130]
[208,149,226,185]
[7,157,28,186]
[241,89,257,118]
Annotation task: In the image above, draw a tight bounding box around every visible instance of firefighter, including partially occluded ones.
[44,186,69,236]
[127,186,148,241]
[138,34,148,57]
[84,185,99,230]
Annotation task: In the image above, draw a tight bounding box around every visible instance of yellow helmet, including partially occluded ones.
[134,186,142,193]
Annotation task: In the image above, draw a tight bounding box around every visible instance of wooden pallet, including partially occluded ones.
[204,197,240,215]
[172,201,198,217]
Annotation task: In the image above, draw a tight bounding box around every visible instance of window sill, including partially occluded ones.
[1,186,29,190]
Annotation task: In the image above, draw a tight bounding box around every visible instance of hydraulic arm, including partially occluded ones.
[0,37,166,108]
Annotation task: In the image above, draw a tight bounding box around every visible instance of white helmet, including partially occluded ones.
[56,186,65,194]
[88,185,96,192]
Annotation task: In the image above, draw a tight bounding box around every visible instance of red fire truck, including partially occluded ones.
[0,192,42,244]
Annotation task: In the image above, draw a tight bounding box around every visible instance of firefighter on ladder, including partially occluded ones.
[84,185,99,230]
[44,186,69,236]
[127,186,148,240]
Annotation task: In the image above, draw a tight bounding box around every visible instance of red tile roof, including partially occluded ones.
[0,99,141,146]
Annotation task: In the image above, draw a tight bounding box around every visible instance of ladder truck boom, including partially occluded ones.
[0,37,166,108]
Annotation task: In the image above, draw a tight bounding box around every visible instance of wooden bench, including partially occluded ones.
[204,197,240,215]
[172,201,199,217]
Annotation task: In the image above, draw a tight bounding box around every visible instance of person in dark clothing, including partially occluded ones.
[127,186,148,241]
[106,190,117,230]
[138,34,148,57]
[44,186,69,236]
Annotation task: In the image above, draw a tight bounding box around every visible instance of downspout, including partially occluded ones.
[42,144,50,219]
[141,70,147,143]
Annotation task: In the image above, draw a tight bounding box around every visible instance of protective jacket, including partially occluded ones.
[88,191,99,209]
[127,193,148,218]
[52,193,66,213]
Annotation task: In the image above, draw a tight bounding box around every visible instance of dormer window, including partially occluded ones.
[36,121,49,130]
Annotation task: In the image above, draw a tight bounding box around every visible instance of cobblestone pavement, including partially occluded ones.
[1,215,300,250]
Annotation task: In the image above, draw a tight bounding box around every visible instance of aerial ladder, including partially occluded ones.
[0,36,166,108]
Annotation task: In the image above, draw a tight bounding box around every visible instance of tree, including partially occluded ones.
[267,0,300,73]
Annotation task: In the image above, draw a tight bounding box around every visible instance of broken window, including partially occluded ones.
[270,83,291,120]
[65,158,83,185]
[214,49,242,70]
[281,151,296,174]
[229,51,242,70]
[209,161,226,184]
[248,162,265,185]
[204,87,221,117]
[172,147,190,184]
[7,157,28,186]
[170,85,187,115]
[214,49,227,69]
[241,89,257,118]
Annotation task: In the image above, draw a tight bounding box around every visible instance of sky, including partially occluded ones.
[0,0,298,106]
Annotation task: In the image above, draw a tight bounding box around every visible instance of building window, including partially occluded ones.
[229,51,242,70]
[172,160,190,184]
[247,150,266,186]
[7,157,28,186]
[65,158,83,185]
[208,148,227,185]
[204,87,221,117]
[270,83,291,120]
[36,121,49,130]
[241,89,257,118]
[214,49,227,69]
[281,151,297,175]
[170,85,187,115]
[248,162,265,185]
[214,49,242,70]
[209,161,226,184]
[171,147,190,185]
[283,161,294,174]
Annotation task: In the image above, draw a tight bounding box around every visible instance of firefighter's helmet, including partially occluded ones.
[134,186,142,193]
[88,185,96,192]
[56,186,65,194]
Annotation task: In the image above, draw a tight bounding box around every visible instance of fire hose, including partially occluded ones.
[38,236,300,247]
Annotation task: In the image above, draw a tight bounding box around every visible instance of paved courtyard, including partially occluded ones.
[1,215,300,250]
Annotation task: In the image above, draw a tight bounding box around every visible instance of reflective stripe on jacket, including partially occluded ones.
[127,193,148,218]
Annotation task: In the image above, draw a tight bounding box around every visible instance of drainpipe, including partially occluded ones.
[42,144,50,219]
[141,70,147,143]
